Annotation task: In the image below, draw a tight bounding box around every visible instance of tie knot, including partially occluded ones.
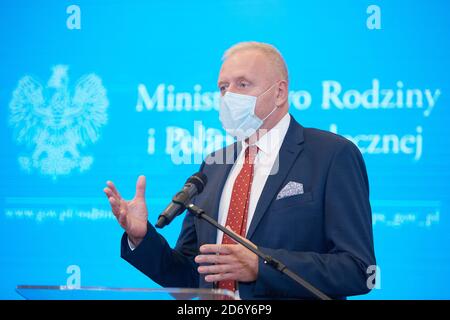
[245,145,258,165]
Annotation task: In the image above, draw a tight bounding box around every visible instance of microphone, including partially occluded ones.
[155,172,207,228]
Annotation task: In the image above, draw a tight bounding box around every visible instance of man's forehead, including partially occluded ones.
[219,50,270,80]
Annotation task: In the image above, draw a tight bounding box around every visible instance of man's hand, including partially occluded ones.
[195,237,259,283]
[103,175,148,247]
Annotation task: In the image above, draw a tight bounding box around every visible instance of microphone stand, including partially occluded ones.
[186,203,332,300]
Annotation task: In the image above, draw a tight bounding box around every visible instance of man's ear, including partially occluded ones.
[275,80,289,106]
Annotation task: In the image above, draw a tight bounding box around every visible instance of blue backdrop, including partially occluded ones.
[1,0,449,299]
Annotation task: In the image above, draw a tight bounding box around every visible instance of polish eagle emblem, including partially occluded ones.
[9,65,109,179]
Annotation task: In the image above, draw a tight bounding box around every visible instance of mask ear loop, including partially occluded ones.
[257,81,282,122]
[257,81,279,99]
[261,104,278,122]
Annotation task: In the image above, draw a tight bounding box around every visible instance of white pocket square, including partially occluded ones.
[276,181,304,200]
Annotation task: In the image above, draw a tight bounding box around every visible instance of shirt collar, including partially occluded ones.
[241,113,291,155]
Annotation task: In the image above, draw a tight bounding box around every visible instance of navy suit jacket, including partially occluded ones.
[121,115,376,299]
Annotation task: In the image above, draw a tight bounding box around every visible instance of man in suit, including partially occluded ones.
[104,42,376,299]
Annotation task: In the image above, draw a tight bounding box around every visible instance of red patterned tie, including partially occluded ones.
[217,145,258,292]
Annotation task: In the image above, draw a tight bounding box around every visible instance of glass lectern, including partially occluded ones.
[16,285,237,300]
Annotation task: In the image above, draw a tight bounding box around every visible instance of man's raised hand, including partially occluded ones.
[104,175,148,247]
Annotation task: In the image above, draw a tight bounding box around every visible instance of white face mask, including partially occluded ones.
[219,83,278,140]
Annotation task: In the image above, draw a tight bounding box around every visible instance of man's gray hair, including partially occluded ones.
[222,41,289,82]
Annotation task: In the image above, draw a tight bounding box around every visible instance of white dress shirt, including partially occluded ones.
[216,113,290,298]
[216,113,291,244]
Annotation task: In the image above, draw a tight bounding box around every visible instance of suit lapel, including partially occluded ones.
[246,117,305,240]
